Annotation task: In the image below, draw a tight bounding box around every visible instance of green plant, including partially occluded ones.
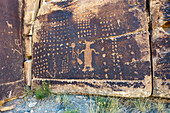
[64,108,79,113]
[62,95,70,106]
[153,101,166,113]
[43,82,51,97]
[90,96,124,113]
[23,86,33,102]
[57,94,62,102]
[107,98,124,113]
[34,81,51,99]
[130,98,151,113]
[61,95,79,113]
[35,85,45,99]
[89,96,96,113]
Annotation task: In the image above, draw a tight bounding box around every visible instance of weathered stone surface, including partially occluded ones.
[0,0,24,100]
[152,28,170,97]
[23,0,40,35]
[32,0,151,97]
[0,81,25,101]
[151,0,170,98]
[24,60,32,86]
[24,36,32,57]
[1,104,16,112]
[151,0,169,29]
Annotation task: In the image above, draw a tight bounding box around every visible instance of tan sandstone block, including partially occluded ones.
[24,36,32,57]
[24,0,40,35]
[24,60,32,86]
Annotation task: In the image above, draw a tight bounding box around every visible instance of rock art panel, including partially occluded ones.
[32,0,151,97]
[0,0,24,100]
[151,0,170,98]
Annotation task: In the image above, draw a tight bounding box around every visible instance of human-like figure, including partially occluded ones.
[79,40,99,72]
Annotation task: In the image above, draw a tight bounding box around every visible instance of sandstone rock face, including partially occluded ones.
[0,0,24,100]
[151,0,169,29]
[24,36,32,57]
[24,60,32,86]
[31,0,152,97]
[23,0,40,35]
[151,0,170,98]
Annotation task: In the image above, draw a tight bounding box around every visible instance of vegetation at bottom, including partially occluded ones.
[64,108,79,113]
[89,96,168,113]
[60,94,80,113]
[24,85,168,113]
[90,96,124,113]
[128,98,152,113]
[34,82,52,99]
[25,81,52,100]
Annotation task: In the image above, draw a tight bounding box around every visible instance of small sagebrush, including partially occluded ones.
[130,98,151,113]
[34,82,51,99]
[62,95,70,106]
[90,96,124,113]
[35,85,45,99]
[64,108,79,113]
[154,100,166,113]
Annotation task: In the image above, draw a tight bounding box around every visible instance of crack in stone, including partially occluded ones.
[146,0,154,95]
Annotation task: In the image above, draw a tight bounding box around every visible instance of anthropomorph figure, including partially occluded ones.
[79,40,99,72]
[70,42,83,65]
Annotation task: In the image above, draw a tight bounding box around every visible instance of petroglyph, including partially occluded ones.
[6,21,13,29]
[70,42,83,65]
[79,40,99,72]
[0,0,24,101]
[31,0,151,97]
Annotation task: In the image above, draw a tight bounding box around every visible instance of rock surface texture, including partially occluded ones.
[0,0,24,101]
[23,0,40,35]
[31,0,152,97]
[151,0,170,98]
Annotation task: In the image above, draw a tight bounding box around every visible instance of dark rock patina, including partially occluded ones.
[0,0,24,101]
[31,0,151,97]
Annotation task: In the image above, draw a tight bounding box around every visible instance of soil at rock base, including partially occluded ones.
[1,94,170,113]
